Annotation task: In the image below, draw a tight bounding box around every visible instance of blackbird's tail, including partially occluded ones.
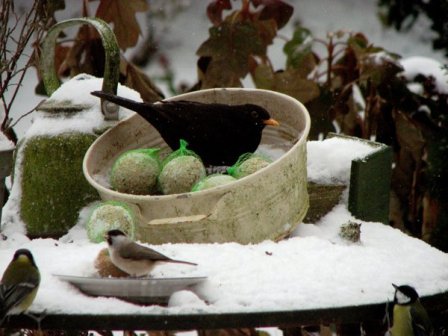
[91,91,154,116]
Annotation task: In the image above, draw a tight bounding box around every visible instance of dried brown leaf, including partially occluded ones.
[207,0,232,26]
[197,15,277,87]
[199,59,242,89]
[252,0,294,29]
[252,64,320,103]
[96,0,149,51]
[120,58,164,102]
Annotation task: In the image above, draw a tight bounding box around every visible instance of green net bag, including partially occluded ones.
[87,200,136,243]
[192,174,237,192]
[227,153,272,179]
[158,139,206,194]
[110,148,161,195]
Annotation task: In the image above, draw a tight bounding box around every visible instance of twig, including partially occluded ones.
[10,101,44,129]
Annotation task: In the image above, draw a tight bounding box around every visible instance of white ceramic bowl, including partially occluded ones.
[83,88,310,244]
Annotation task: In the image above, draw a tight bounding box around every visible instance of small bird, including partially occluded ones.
[0,249,40,326]
[389,284,433,336]
[91,91,279,166]
[105,229,197,277]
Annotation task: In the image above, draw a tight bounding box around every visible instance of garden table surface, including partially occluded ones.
[4,290,448,332]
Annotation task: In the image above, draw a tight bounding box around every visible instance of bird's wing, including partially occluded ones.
[0,284,6,318]
[411,302,434,336]
[0,281,37,313]
[120,242,172,262]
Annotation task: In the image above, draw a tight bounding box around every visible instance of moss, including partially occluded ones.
[20,132,100,237]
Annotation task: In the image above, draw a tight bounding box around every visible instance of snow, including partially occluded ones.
[1,83,448,315]
[1,0,448,320]
[1,203,448,316]
[399,56,448,94]
[24,74,141,138]
[4,0,447,138]
[307,137,377,185]
[0,133,14,151]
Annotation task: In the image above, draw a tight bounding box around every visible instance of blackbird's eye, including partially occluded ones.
[251,110,259,119]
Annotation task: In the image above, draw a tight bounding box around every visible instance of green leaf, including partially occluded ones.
[283,27,313,69]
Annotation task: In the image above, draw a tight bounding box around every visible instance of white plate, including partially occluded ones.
[55,274,207,305]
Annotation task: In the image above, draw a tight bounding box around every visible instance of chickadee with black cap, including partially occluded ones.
[105,229,197,277]
[0,249,40,326]
[389,284,433,336]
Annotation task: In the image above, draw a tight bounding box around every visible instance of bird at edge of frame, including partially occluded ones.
[388,284,434,336]
[0,249,41,327]
[105,229,197,277]
[90,91,279,166]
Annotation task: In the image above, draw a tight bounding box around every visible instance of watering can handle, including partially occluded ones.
[40,17,120,120]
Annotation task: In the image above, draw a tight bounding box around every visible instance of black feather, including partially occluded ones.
[91,91,277,166]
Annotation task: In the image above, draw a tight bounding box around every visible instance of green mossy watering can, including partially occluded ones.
[10,18,124,238]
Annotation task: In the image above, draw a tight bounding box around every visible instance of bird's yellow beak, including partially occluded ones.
[264,118,279,126]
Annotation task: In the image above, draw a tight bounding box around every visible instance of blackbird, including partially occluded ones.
[91,91,279,166]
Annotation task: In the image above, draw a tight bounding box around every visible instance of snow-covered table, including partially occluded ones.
[2,138,448,333]
[2,203,448,333]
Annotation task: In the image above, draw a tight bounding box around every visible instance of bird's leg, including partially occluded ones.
[0,314,10,328]
[24,309,47,330]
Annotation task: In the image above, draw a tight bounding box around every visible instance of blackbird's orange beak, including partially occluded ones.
[264,118,279,126]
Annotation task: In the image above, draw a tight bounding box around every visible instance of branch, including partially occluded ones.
[0,0,46,142]
[10,101,43,129]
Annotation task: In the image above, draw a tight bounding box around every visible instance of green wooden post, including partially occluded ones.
[327,133,393,224]
[348,141,392,224]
